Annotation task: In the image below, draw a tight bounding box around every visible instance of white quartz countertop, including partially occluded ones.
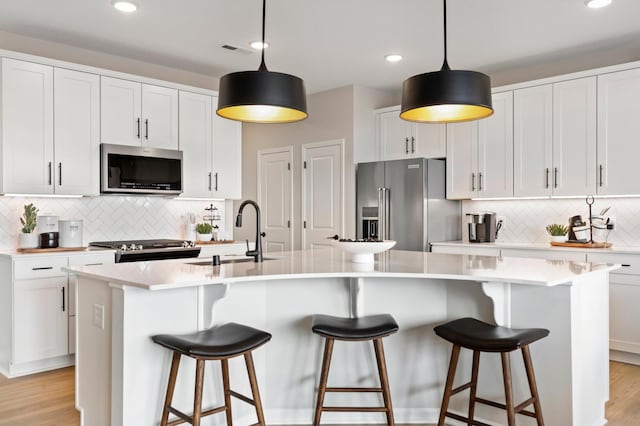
[431,241,640,255]
[65,248,618,290]
[0,247,115,258]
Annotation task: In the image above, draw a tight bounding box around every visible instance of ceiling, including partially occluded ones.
[1,0,640,94]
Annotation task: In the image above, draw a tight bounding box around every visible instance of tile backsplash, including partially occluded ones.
[463,197,640,246]
[2,196,229,249]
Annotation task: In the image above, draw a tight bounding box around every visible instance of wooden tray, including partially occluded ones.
[196,240,236,245]
[550,241,612,248]
[17,246,88,253]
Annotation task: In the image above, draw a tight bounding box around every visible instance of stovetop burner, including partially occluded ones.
[90,239,200,262]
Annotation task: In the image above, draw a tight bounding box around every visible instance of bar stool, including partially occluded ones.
[311,313,399,426]
[434,317,549,426]
[152,322,271,426]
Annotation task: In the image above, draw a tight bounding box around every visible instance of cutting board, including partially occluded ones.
[196,240,236,245]
[550,241,612,248]
[16,246,88,253]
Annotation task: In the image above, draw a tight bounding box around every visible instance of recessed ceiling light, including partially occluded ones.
[385,54,403,63]
[112,1,137,13]
[250,41,269,50]
[585,0,612,8]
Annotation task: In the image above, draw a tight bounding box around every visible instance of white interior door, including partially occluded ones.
[302,140,344,250]
[258,147,293,253]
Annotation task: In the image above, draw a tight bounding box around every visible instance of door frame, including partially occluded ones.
[257,146,294,251]
[301,139,345,249]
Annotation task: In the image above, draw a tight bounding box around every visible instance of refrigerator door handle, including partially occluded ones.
[383,187,391,240]
[378,188,384,240]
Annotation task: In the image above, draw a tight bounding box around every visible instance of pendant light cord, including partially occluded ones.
[441,0,450,71]
[259,0,268,71]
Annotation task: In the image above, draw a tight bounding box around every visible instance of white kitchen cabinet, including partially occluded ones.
[514,78,596,197]
[597,68,640,195]
[101,76,178,149]
[376,107,446,160]
[0,58,54,194]
[446,92,513,199]
[179,91,213,198]
[212,102,242,199]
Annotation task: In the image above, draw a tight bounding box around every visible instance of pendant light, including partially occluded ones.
[400,0,493,123]
[216,0,307,123]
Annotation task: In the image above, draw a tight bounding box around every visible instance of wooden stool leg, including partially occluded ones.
[500,352,516,426]
[313,337,335,426]
[244,352,266,426]
[161,352,181,426]
[373,338,395,426]
[221,358,233,426]
[438,344,461,426]
[522,345,545,426]
[192,359,206,426]
[468,350,480,426]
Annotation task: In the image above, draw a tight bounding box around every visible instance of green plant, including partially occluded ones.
[196,223,213,234]
[20,203,39,234]
[546,223,568,236]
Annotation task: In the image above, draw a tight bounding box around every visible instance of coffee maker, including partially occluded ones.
[467,212,499,243]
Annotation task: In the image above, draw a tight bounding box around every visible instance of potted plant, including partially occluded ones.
[546,223,568,243]
[195,223,213,242]
[19,203,39,249]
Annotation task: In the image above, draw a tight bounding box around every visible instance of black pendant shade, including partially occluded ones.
[400,0,493,123]
[216,0,307,124]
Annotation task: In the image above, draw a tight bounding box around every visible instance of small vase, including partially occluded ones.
[18,233,39,249]
[196,233,212,242]
[550,235,568,243]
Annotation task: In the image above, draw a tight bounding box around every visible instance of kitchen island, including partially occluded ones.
[67,249,617,426]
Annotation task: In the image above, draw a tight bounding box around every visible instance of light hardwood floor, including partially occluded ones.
[0,362,638,425]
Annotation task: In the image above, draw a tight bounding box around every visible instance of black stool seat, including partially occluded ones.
[152,322,272,358]
[434,317,549,352]
[312,314,399,340]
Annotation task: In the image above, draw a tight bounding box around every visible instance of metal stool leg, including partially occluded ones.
[500,352,516,426]
[221,358,233,426]
[373,338,395,426]
[161,352,181,426]
[192,359,206,426]
[245,352,266,426]
[468,350,480,425]
[313,337,335,426]
[438,344,461,426]
[522,345,545,426]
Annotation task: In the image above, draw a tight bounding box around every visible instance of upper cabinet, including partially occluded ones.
[101,76,178,149]
[0,59,99,196]
[597,68,640,195]
[513,77,596,197]
[178,93,242,200]
[446,92,513,199]
[376,107,446,161]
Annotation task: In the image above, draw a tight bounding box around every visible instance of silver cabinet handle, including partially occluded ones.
[208,172,212,191]
[471,173,476,192]
[554,167,558,189]
[545,168,550,189]
[599,164,604,187]
[58,163,62,186]
[411,136,415,153]
[48,162,52,185]
[405,137,409,154]
[478,172,483,191]
[214,172,219,191]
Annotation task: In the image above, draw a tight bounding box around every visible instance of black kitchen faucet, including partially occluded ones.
[235,200,265,262]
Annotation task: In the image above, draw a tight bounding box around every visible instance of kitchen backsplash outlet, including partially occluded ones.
[0,196,227,249]
[463,198,640,246]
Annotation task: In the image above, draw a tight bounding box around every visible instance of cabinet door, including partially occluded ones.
[142,84,178,149]
[100,76,141,146]
[513,85,553,197]
[478,91,514,198]
[1,58,54,194]
[54,68,100,195]
[552,77,596,196]
[212,100,242,199]
[179,91,213,198]
[14,277,68,363]
[446,121,478,199]
[413,122,446,158]
[378,109,410,160]
[597,68,640,195]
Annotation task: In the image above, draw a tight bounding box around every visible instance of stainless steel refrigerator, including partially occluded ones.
[356,158,460,251]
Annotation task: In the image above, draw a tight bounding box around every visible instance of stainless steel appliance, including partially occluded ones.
[356,158,460,251]
[100,144,183,195]
[89,239,200,263]
[467,212,499,243]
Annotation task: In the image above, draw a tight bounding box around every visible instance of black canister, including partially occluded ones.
[39,232,59,248]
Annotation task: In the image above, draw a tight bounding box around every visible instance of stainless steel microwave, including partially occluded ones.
[100,144,183,195]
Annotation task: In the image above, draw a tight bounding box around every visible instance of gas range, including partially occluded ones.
[89,239,201,263]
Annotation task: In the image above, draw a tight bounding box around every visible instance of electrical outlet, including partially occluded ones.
[93,304,104,329]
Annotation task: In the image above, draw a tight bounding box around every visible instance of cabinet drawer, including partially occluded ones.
[68,252,115,267]
[14,257,68,279]
[586,253,640,275]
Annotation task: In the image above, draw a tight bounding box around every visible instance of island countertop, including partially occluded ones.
[65,248,618,290]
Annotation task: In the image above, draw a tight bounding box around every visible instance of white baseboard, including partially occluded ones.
[610,349,640,366]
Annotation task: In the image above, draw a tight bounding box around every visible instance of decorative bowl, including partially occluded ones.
[331,239,396,263]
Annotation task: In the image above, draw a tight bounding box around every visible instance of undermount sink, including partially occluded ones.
[188,257,276,266]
